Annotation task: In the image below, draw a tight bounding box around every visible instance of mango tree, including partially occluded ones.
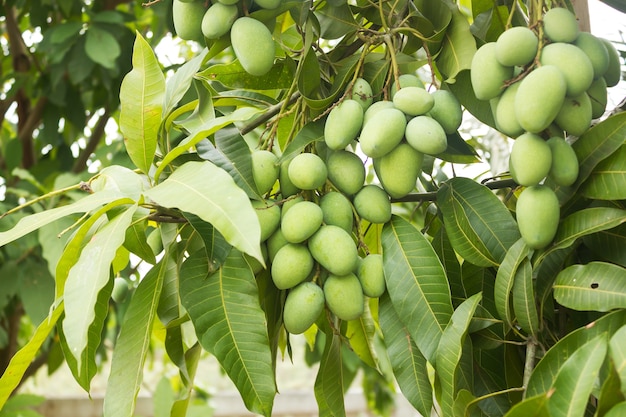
[2,0,626,416]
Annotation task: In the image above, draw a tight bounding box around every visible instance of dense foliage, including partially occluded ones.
[1,0,626,416]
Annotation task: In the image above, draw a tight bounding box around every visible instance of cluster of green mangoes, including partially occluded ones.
[172,0,278,76]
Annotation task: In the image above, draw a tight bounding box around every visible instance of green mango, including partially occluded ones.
[514,65,566,133]
[201,2,238,39]
[231,17,275,76]
[405,115,447,155]
[428,89,463,134]
[251,149,279,195]
[320,192,353,233]
[373,142,423,198]
[547,137,579,187]
[470,42,514,100]
[509,133,552,187]
[279,159,299,197]
[326,150,365,196]
[555,94,592,137]
[288,152,328,190]
[392,86,434,116]
[255,0,282,8]
[540,43,594,97]
[172,0,206,43]
[587,77,608,119]
[575,33,609,79]
[601,38,622,87]
[308,225,359,276]
[357,254,385,298]
[324,99,364,150]
[323,273,364,321]
[363,100,395,126]
[251,199,281,242]
[495,26,538,67]
[516,185,560,249]
[353,185,391,224]
[351,78,374,111]
[267,227,288,261]
[542,7,580,43]
[359,108,407,158]
[281,201,323,243]
[390,74,424,98]
[271,243,314,289]
[283,282,325,334]
[494,81,524,138]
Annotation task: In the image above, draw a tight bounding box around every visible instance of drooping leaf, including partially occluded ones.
[62,204,138,368]
[119,31,165,175]
[432,225,465,304]
[606,402,626,417]
[494,238,529,329]
[436,293,482,417]
[277,120,325,163]
[314,333,346,417]
[436,2,477,83]
[179,250,276,416]
[609,325,626,398]
[103,251,167,417]
[547,334,608,417]
[583,222,626,267]
[123,216,157,265]
[581,144,626,200]
[183,212,232,274]
[511,257,538,336]
[145,161,263,264]
[316,3,359,39]
[596,362,626,415]
[163,48,209,116]
[155,248,181,326]
[345,307,378,370]
[381,215,454,363]
[503,394,550,417]
[197,59,294,91]
[173,78,215,134]
[554,262,626,312]
[379,293,432,417]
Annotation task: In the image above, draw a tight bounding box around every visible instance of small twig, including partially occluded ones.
[239,92,301,136]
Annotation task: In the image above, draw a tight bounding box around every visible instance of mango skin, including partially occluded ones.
[540,43,594,97]
[470,42,514,100]
[279,159,299,197]
[271,243,314,289]
[555,94,592,137]
[251,199,281,242]
[357,254,385,298]
[267,227,288,261]
[373,142,423,199]
[320,192,353,233]
[359,108,407,158]
[172,0,206,43]
[351,78,374,111]
[547,137,579,187]
[587,77,608,119]
[251,149,279,195]
[201,2,238,39]
[353,185,391,224]
[363,100,395,126]
[514,65,566,133]
[575,33,609,80]
[601,38,622,87]
[283,282,325,334]
[324,99,364,150]
[231,17,275,76]
[308,225,359,276]
[495,26,538,67]
[509,133,552,187]
[428,90,463,134]
[323,273,364,321]
[392,86,434,116]
[281,201,323,243]
[326,150,365,195]
[516,185,560,250]
[288,153,328,190]
[391,74,425,98]
[494,81,524,138]
[405,115,447,155]
[255,0,282,9]
[542,7,580,43]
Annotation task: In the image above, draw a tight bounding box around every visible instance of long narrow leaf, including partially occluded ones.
[314,333,346,417]
[581,145,626,200]
[494,238,530,329]
[512,258,538,336]
[609,325,626,398]
[554,262,626,312]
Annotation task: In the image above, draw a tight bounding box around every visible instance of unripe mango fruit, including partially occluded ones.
[363,100,395,126]
[542,7,580,43]
[373,142,423,198]
[271,243,314,289]
[324,99,364,150]
[255,0,282,9]
[320,192,353,233]
[587,77,608,119]
[217,0,239,4]
[392,86,434,116]
[514,65,566,133]
[555,94,592,137]
[575,33,609,79]
[547,137,579,187]
[357,254,385,297]
[281,201,323,243]
[428,90,463,134]
[359,108,407,158]
[308,225,359,276]
[279,159,299,197]
[267,227,288,261]
[201,2,238,39]
[353,185,391,224]
[251,149,279,195]
[391,74,425,98]
[326,150,365,195]
[516,185,560,249]
[288,153,328,190]
[601,38,622,87]
[251,199,281,242]
[323,273,364,321]
[283,282,325,334]
[405,115,447,155]
[540,43,594,97]
[172,0,206,43]
[509,133,552,187]
[351,78,374,110]
[470,42,514,100]
[494,81,524,138]
[495,26,538,67]
[231,17,275,76]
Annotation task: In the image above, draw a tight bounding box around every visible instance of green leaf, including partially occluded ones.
[503,394,550,417]
[436,293,482,417]
[609,325,626,397]
[596,363,625,415]
[183,212,231,274]
[0,303,63,408]
[432,226,465,304]
[119,31,165,175]
[314,333,346,417]
[62,204,137,369]
[494,238,529,329]
[345,306,378,370]
[90,165,146,200]
[277,120,325,163]
[436,3,477,83]
[379,293,432,417]
[85,25,120,69]
[163,48,209,116]
[606,402,626,417]
[145,161,263,264]
[437,177,521,267]
[155,248,181,326]
[554,262,626,312]
[173,79,216,134]
[197,60,294,91]
[103,251,167,417]
[526,310,626,397]
[179,250,276,416]
[583,222,626,267]
[124,217,157,265]
[316,3,359,39]
[581,144,626,200]
[511,257,538,336]
[448,69,496,128]
[547,334,608,417]
[381,215,454,363]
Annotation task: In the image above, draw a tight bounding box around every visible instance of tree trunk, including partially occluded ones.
[571,0,591,32]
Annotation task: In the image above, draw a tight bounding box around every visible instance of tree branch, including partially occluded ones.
[391,178,518,203]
